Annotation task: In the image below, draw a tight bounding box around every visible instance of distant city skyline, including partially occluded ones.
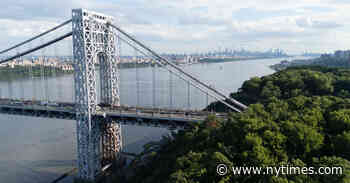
[0,0,349,55]
[1,46,289,58]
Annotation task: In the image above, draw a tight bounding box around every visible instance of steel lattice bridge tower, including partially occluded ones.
[0,8,248,182]
[72,9,122,179]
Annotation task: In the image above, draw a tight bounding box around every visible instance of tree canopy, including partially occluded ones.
[111,66,350,183]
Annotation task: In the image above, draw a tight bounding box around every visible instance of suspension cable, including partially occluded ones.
[152,59,156,109]
[167,68,173,116]
[187,81,190,110]
[135,48,140,107]
[117,34,241,112]
[0,32,72,64]
[109,22,247,111]
[0,19,72,55]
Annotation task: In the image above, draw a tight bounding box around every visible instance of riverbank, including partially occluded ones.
[0,65,73,81]
[0,63,156,81]
[270,50,350,71]
[269,58,315,71]
[1,57,278,82]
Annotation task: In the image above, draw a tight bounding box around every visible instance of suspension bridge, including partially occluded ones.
[0,9,247,181]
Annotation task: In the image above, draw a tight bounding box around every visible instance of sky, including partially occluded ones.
[0,0,349,55]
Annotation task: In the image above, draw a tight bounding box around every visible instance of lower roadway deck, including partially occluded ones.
[0,100,227,129]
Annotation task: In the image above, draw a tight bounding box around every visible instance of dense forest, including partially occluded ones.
[109,66,350,183]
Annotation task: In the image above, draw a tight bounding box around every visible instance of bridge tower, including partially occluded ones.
[72,9,122,180]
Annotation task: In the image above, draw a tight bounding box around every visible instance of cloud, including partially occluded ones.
[0,0,348,54]
[302,6,336,13]
[231,8,299,21]
[0,0,80,21]
[296,17,342,29]
[331,0,350,4]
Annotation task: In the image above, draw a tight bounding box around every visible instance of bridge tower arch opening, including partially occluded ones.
[72,9,122,180]
[97,52,119,105]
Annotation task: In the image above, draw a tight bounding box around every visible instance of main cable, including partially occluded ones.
[116,34,241,112]
[0,32,72,64]
[0,19,72,55]
[108,22,247,111]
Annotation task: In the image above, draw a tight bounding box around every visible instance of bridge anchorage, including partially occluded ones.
[72,9,122,180]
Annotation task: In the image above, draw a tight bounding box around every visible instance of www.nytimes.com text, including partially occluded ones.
[217,164,343,177]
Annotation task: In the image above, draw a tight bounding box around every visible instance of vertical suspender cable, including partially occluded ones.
[206,92,209,112]
[30,57,35,102]
[33,61,37,101]
[117,36,122,112]
[44,49,49,102]
[135,48,140,108]
[187,81,190,110]
[30,38,35,102]
[110,23,245,112]
[18,47,25,100]
[9,51,14,100]
[8,80,11,99]
[169,69,173,111]
[40,38,45,102]
[54,42,59,102]
[68,38,74,103]
[7,80,12,99]
[28,41,35,102]
[117,35,121,107]
[152,59,156,110]
[40,59,44,101]
[45,62,49,102]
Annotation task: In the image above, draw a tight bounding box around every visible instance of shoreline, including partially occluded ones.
[199,56,290,63]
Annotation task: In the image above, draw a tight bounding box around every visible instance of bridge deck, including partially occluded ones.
[0,99,226,129]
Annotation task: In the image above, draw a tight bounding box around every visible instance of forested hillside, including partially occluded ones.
[111,66,350,183]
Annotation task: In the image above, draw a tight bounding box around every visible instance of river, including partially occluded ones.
[0,57,283,183]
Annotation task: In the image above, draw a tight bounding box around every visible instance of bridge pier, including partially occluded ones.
[76,116,123,181]
[75,116,100,180]
[101,120,122,167]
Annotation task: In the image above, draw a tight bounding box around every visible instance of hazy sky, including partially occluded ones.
[0,0,349,55]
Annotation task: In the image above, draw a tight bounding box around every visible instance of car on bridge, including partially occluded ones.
[10,101,23,106]
[47,102,59,107]
[40,101,49,106]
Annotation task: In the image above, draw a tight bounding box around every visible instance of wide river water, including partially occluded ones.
[0,57,288,183]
